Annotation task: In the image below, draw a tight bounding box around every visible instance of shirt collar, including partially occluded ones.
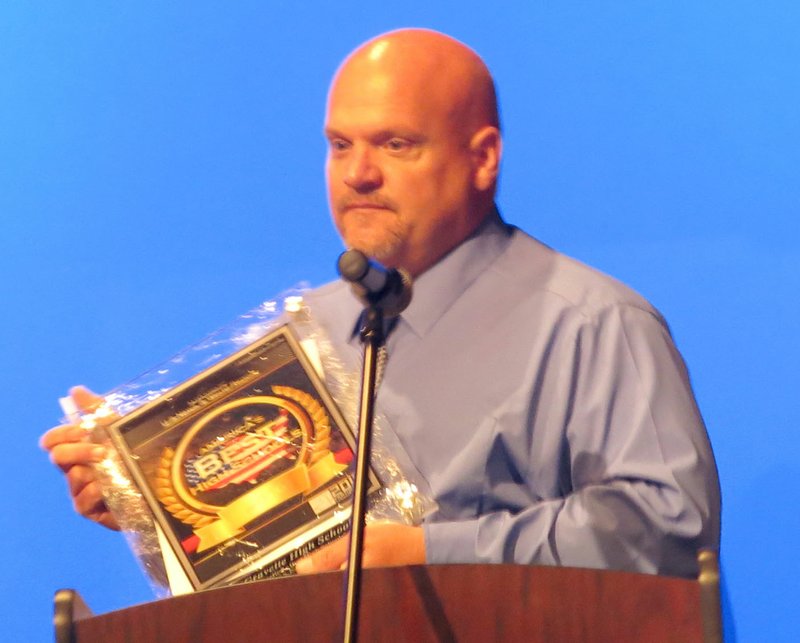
[398,207,513,338]
[341,206,513,342]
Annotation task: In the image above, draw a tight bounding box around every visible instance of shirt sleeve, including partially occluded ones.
[422,303,720,577]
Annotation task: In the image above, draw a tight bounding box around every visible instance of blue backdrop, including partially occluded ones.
[3,3,798,641]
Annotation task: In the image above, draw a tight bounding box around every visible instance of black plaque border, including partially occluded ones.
[106,324,379,591]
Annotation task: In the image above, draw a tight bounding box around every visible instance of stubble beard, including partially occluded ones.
[339,208,409,266]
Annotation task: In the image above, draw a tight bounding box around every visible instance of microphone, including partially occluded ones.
[337,249,412,317]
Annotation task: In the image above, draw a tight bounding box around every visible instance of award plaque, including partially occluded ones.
[106,324,379,590]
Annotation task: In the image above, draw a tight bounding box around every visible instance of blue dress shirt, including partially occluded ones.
[306,211,720,577]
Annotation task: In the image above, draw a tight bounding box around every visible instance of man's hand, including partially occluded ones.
[39,386,120,531]
[295,522,425,574]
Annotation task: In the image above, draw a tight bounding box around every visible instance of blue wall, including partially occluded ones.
[3,3,798,641]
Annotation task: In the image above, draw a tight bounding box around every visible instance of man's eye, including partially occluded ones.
[329,139,350,152]
[385,138,411,152]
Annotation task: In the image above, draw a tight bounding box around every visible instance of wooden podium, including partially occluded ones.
[55,555,722,642]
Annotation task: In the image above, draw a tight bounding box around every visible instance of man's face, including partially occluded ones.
[325,62,480,277]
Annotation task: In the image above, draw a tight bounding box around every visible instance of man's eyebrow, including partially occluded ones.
[324,127,423,142]
[323,127,346,139]
[372,129,419,141]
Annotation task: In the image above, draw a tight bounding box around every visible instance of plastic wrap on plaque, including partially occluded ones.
[66,287,435,594]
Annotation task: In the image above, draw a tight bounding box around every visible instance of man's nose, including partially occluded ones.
[344,146,382,192]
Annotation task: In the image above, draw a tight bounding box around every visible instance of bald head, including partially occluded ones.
[331,29,499,136]
[325,29,502,276]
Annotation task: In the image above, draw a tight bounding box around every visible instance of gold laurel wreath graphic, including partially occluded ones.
[270,385,332,462]
[154,387,332,527]
[155,447,216,528]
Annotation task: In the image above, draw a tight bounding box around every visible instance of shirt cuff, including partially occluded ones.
[423,519,481,564]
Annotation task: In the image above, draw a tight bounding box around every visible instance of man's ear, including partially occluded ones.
[470,126,502,192]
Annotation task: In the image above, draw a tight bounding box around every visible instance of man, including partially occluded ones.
[41,29,720,578]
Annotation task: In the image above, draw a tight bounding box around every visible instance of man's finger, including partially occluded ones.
[39,424,84,451]
[72,480,105,516]
[49,442,106,471]
[69,385,105,413]
[66,464,98,498]
[72,480,120,530]
[296,539,347,574]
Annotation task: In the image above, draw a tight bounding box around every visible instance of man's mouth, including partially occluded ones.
[337,196,397,213]
[343,203,392,211]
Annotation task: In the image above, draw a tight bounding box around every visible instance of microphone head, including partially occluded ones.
[336,249,413,317]
[337,249,370,283]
